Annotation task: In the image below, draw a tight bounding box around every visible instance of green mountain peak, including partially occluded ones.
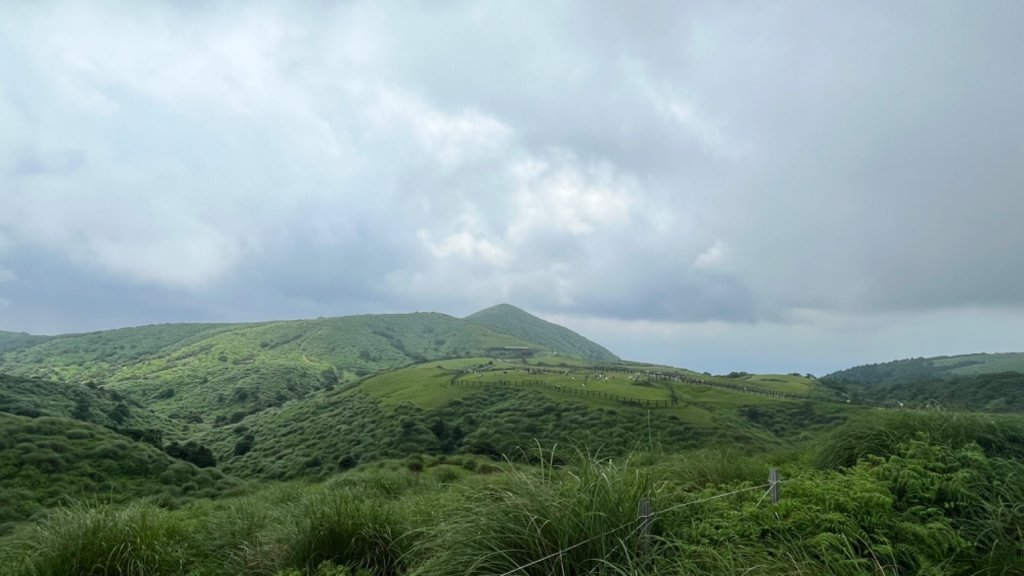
[465,304,619,362]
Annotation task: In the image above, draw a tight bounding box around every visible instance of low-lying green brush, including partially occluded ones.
[3,502,188,576]
[411,450,659,576]
[812,410,1024,469]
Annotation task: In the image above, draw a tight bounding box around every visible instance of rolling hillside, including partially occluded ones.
[0,413,241,529]
[825,352,1024,384]
[0,373,188,438]
[205,356,850,480]
[0,331,50,355]
[823,352,1024,411]
[10,307,1024,576]
[465,304,619,361]
[0,311,546,423]
[0,306,849,476]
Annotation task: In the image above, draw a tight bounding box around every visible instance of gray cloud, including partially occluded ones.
[1,1,1022,371]
[11,149,86,177]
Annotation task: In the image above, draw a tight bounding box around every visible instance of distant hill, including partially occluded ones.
[0,310,560,424]
[0,331,51,355]
[825,352,1024,385]
[823,352,1024,412]
[465,304,619,362]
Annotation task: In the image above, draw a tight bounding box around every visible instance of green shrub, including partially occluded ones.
[813,411,1024,469]
[4,502,188,576]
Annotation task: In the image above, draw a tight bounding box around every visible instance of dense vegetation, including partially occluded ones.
[0,311,553,424]
[0,413,241,532]
[1,308,1022,574]
[825,371,1024,412]
[203,358,844,479]
[2,412,1023,575]
[0,331,51,355]
[825,352,1024,384]
[824,352,1024,412]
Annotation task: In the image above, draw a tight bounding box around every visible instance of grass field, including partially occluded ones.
[5,411,1024,576]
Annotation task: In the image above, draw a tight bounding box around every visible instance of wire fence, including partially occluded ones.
[495,480,777,576]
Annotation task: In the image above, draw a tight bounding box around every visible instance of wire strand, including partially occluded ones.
[753,483,777,507]
[495,519,645,576]
[495,482,771,576]
[656,483,771,516]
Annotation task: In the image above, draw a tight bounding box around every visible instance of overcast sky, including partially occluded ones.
[2,1,1023,374]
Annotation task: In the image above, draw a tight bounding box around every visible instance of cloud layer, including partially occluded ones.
[2,1,1022,372]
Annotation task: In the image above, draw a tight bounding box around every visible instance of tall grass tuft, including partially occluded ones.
[652,447,765,490]
[198,498,281,576]
[282,488,408,576]
[5,501,189,576]
[412,449,660,576]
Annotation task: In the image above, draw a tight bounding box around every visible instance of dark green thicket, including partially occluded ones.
[811,410,1024,469]
[828,371,1024,412]
[825,352,1024,385]
[823,352,1024,413]
[220,386,754,481]
[0,413,240,528]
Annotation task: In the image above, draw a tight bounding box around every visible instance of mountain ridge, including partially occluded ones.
[0,306,616,424]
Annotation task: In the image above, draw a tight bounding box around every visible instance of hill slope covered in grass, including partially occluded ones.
[0,311,545,424]
[823,352,1024,411]
[465,304,619,361]
[206,357,851,480]
[825,352,1024,384]
[0,373,181,433]
[0,331,51,355]
[0,413,241,530]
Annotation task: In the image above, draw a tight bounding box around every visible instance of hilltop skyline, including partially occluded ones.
[3,1,1023,374]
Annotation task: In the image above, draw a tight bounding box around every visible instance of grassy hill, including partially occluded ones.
[0,413,242,531]
[6,310,1024,574]
[0,331,50,355]
[0,373,190,439]
[206,356,851,480]
[465,304,619,361]
[1,305,852,486]
[823,352,1024,411]
[0,312,545,424]
[825,352,1024,384]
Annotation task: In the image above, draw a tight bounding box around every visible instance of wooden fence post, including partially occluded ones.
[769,467,780,505]
[637,498,652,560]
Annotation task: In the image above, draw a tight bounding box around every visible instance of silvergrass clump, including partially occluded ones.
[195,498,283,576]
[652,447,765,490]
[411,449,661,576]
[282,488,408,576]
[4,501,188,576]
